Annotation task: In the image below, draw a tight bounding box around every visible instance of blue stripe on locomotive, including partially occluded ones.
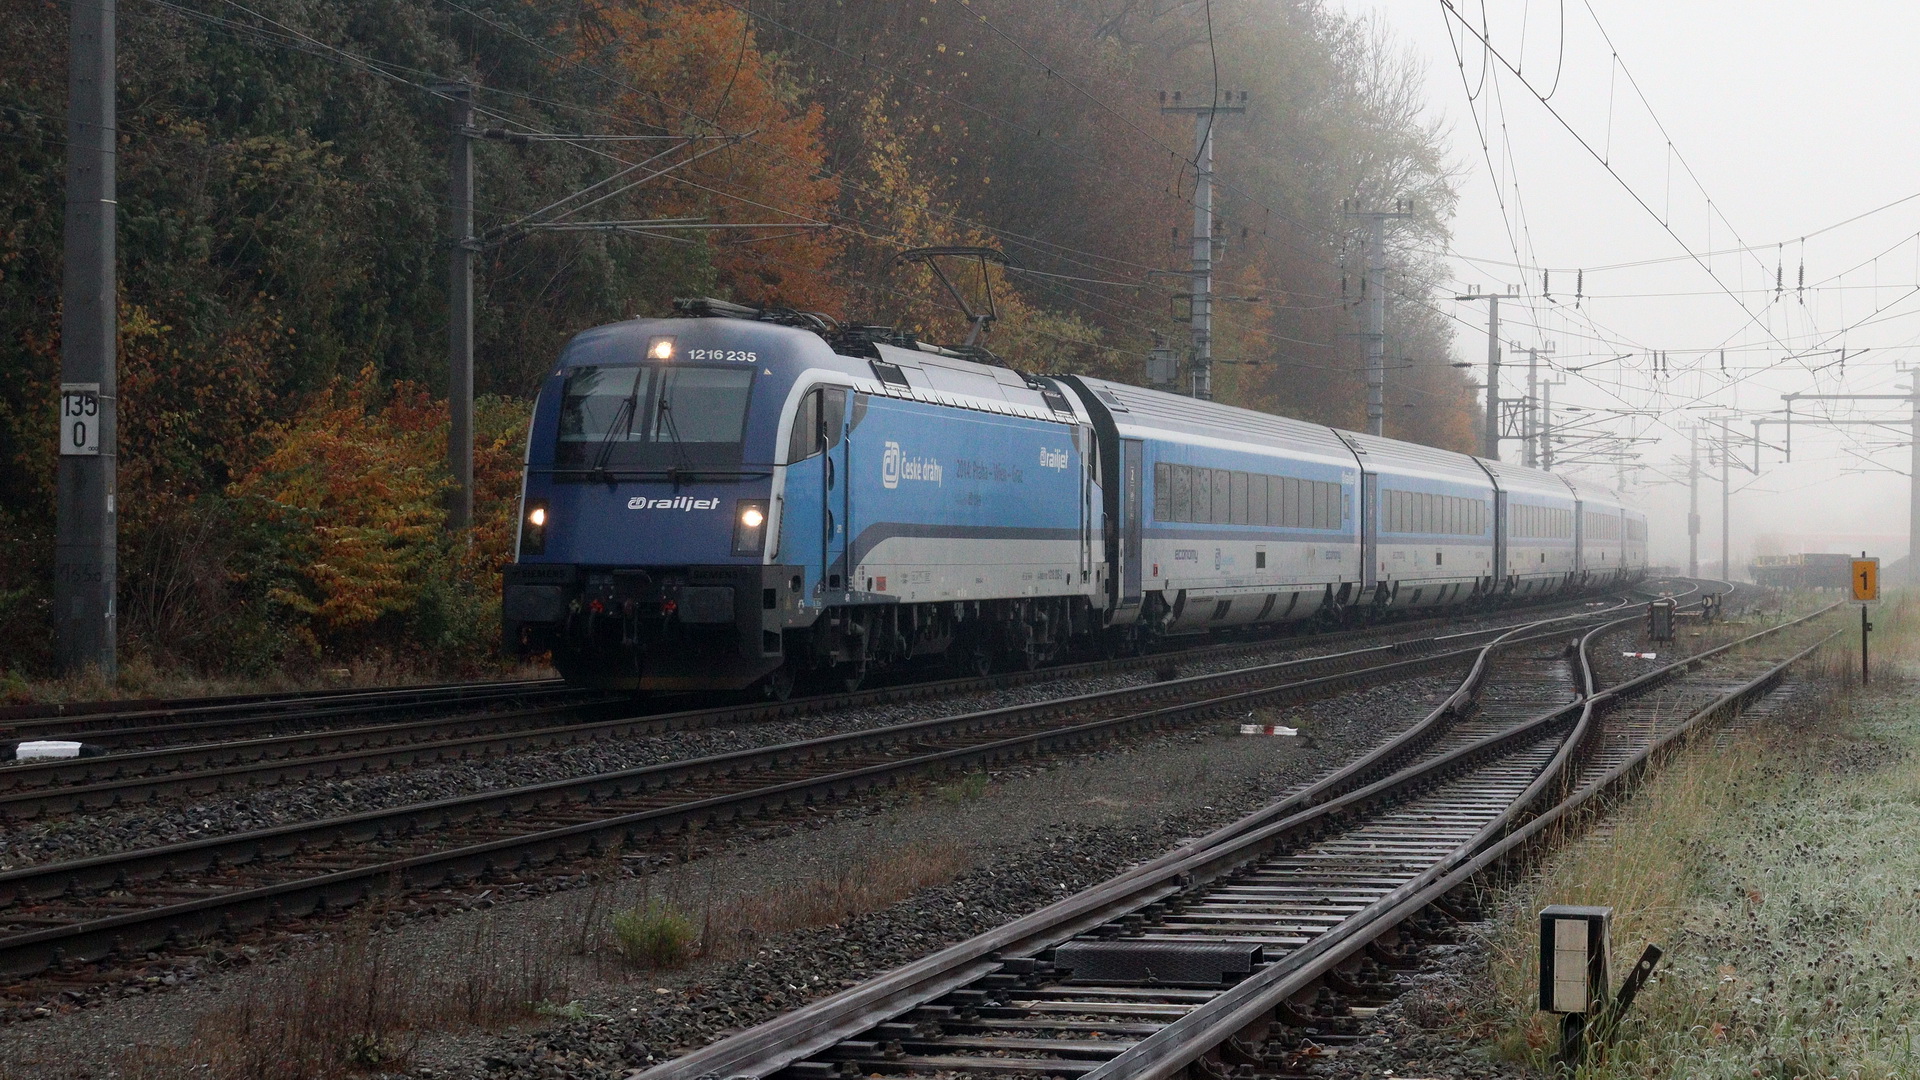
[844,394,1083,562]
[776,390,1088,603]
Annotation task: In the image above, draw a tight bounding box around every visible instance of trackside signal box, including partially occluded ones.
[1646,598,1676,643]
[1540,904,1612,1014]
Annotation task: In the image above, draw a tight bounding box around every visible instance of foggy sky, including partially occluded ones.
[1331,1,1920,572]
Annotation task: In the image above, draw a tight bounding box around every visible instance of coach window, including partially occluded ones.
[1172,465,1192,521]
[1189,466,1210,522]
[1230,471,1249,525]
[1154,463,1172,520]
[1249,474,1269,526]
[1212,469,1231,524]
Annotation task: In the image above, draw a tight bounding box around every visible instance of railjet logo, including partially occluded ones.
[627,496,720,511]
[881,441,942,489]
[1038,446,1070,470]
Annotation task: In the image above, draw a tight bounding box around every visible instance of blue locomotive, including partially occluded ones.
[502,299,1648,692]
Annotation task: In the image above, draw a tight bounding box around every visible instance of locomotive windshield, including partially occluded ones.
[555,364,754,470]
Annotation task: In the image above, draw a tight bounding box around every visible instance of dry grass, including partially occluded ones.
[118,906,570,1080]
[1473,588,1920,1077]
[1,654,555,706]
[590,840,975,967]
[1483,731,1782,1063]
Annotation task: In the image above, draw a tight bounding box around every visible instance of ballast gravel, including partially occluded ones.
[0,672,1464,1079]
[0,609,1555,871]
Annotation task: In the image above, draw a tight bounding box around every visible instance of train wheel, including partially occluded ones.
[763,664,796,702]
[967,647,994,677]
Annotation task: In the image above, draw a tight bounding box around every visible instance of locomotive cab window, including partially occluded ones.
[556,364,753,469]
[785,386,848,464]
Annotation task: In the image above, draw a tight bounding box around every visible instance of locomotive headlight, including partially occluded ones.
[522,499,550,556]
[732,499,769,557]
[647,336,675,361]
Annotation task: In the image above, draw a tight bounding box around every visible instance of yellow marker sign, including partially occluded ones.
[1853,557,1880,602]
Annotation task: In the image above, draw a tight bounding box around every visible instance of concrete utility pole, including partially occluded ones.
[1161,89,1246,401]
[1350,202,1414,436]
[56,0,118,677]
[1540,377,1564,470]
[1513,341,1555,467]
[1454,289,1520,459]
[1728,417,1743,580]
[443,84,476,531]
[1912,384,1920,585]
[1687,427,1700,578]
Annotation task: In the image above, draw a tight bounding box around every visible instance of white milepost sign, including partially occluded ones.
[59,382,101,456]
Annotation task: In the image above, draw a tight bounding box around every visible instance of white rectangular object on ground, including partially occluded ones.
[14,741,85,760]
[1238,724,1298,736]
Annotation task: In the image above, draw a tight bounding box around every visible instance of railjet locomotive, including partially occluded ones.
[503,299,1648,692]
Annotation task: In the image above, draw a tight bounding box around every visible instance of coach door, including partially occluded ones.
[1120,439,1144,607]
[1360,471,1379,591]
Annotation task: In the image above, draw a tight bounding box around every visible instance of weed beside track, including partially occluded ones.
[1472,594,1920,1077]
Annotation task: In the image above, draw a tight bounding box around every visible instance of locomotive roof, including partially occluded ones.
[555,315,837,369]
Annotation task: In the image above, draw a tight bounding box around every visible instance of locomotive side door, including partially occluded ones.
[782,386,848,603]
[819,387,850,594]
[1120,438,1144,607]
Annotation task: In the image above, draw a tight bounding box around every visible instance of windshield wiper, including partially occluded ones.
[655,393,696,474]
[591,368,647,475]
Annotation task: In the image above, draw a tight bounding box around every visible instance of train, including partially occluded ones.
[502,298,1648,693]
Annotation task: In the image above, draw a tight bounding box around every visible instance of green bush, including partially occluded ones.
[610,901,695,968]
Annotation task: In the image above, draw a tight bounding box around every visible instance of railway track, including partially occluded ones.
[0,598,1638,820]
[625,586,1837,1080]
[0,678,591,740]
[0,594,1649,756]
[0,600,1642,983]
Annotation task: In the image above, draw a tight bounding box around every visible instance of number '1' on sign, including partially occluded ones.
[1853,558,1880,602]
[59,383,101,456]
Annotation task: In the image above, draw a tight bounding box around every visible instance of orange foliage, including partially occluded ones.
[586,0,845,313]
[231,370,526,656]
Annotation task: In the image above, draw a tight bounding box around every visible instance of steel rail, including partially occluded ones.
[0,601,1628,819]
[0,612,1619,979]
[1078,611,1837,1080]
[620,609,1619,1080]
[0,593,1632,745]
[627,588,1823,1080]
[0,678,572,732]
